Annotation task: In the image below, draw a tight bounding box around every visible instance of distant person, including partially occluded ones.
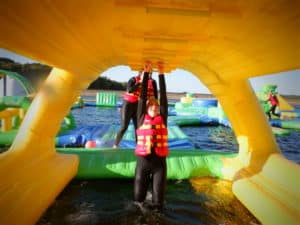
[266,90,280,120]
[113,70,157,148]
[133,61,168,212]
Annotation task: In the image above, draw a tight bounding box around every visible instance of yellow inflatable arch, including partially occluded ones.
[0,1,299,224]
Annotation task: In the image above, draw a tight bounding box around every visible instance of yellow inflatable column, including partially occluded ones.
[210,79,300,225]
[0,68,91,225]
[217,80,278,168]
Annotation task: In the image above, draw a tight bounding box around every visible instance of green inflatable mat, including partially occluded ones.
[280,120,300,130]
[0,129,18,146]
[0,96,31,111]
[57,148,237,179]
[271,127,290,135]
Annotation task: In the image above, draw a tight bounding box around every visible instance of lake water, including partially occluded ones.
[71,104,300,163]
[37,104,300,225]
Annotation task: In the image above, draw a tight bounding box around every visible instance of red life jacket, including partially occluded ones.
[123,77,156,103]
[123,76,141,103]
[135,114,169,157]
[269,94,279,106]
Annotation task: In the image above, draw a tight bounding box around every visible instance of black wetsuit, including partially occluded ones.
[114,76,157,146]
[134,72,168,210]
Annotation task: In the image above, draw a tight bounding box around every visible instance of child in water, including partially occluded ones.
[133,61,168,212]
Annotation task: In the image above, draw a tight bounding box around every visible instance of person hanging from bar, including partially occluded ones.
[133,61,168,212]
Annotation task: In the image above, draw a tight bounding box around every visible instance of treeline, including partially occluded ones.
[88,76,126,90]
[0,58,51,88]
[0,57,126,90]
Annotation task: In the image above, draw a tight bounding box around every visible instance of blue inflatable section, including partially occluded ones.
[56,123,193,149]
[84,102,98,107]
[192,99,218,107]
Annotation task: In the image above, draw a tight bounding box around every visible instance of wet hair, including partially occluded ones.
[146,97,159,109]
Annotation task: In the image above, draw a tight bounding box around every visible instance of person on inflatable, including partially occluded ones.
[266,90,280,120]
[113,69,158,148]
[133,61,168,212]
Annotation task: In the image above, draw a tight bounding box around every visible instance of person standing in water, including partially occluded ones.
[134,61,168,212]
[113,70,157,148]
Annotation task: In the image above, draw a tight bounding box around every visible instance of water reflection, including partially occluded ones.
[38,178,261,225]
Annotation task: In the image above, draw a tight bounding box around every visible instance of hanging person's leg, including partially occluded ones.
[151,156,167,212]
[114,101,132,148]
[134,157,151,205]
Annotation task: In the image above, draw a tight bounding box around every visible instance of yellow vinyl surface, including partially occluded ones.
[0,1,299,224]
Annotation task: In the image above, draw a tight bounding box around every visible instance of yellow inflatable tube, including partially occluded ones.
[0,69,88,225]
[233,154,300,225]
[205,79,300,225]
[0,108,22,131]
[0,1,299,224]
[185,61,300,224]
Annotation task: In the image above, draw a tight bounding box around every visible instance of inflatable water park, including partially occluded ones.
[2,84,297,148]
[0,1,299,225]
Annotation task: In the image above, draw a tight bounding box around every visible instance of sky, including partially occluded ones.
[1,48,300,95]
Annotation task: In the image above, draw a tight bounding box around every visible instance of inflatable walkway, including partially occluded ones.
[0,1,299,225]
[56,123,193,149]
[57,148,237,179]
[170,97,294,135]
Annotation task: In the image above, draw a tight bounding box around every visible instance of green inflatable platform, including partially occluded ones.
[57,148,237,179]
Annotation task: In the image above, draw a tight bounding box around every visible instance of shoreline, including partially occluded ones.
[82,89,300,105]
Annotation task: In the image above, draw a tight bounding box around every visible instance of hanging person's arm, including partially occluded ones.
[157,61,168,126]
[137,61,151,127]
[152,78,158,100]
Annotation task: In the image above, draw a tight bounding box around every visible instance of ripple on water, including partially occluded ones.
[37,178,261,225]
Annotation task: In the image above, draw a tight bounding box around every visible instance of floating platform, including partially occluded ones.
[56,123,193,149]
[270,119,300,130]
[57,148,237,179]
